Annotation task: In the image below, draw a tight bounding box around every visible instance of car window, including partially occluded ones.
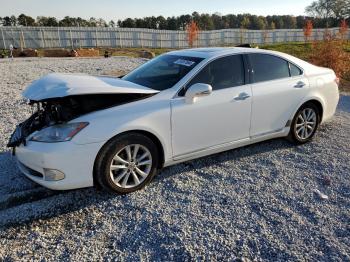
[249,54,290,83]
[290,63,303,77]
[184,55,245,93]
[123,55,204,91]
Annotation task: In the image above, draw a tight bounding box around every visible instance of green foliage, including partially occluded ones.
[0,11,349,30]
[1,49,8,58]
[36,16,58,26]
[18,14,36,26]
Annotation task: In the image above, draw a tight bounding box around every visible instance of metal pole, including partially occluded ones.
[119,30,122,48]
[78,23,82,49]
[57,27,61,48]
[95,28,98,48]
[1,28,6,49]
[140,31,143,48]
[19,29,23,51]
[70,29,73,49]
[40,29,45,48]
[21,30,26,49]
[114,29,118,48]
[11,28,15,46]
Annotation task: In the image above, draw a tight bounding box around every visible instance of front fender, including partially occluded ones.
[71,99,172,162]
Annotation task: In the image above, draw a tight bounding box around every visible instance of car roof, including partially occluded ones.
[167,47,315,72]
[168,47,289,59]
[168,47,244,58]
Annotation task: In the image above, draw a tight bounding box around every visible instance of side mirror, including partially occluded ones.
[185,83,212,104]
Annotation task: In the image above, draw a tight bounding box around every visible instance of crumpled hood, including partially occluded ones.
[23,73,159,101]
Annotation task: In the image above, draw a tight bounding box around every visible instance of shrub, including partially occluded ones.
[339,19,349,40]
[309,31,350,80]
[303,20,313,42]
[187,21,199,48]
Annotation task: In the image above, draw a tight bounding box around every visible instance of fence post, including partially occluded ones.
[95,28,98,48]
[221,31,225,46]
[140,31,144,48]
[19,29,23,51]
[152,31,156,48]
[57,27,61,48]
[69,29,73,49]
[119,30,122,48]
[284,30,288,42]
[40,29,45,48]
[159,33,162,48]
[293,30,298,42]
[21,30,26,50]
[177,31,180,48]
[78,26,82,49]
[11,28,15,47]
[133,31,138,48]
[1,28,6,49]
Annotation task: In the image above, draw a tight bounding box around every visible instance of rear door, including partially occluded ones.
[248,53,309,137]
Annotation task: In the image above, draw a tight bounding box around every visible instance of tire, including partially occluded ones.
[94,133,159,194]
[287,103,320,144]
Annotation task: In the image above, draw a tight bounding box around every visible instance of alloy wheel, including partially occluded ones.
[295,108,317,140]
[109,144,152,188]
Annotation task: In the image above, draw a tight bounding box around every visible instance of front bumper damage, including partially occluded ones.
[15,140,104,190]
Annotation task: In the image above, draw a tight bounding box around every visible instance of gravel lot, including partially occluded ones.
[0,57,349,261]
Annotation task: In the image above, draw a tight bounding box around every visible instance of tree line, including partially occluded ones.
[0,0,349,30]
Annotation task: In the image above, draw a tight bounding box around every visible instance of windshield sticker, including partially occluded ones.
[174,59,196,67]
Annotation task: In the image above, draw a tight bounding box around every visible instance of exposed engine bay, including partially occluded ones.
[7,93,154,148]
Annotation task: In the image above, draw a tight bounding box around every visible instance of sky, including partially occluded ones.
[1,0,314,21]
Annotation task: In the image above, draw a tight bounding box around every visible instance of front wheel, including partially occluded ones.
[94,133,159,194]
[287,103,320,144]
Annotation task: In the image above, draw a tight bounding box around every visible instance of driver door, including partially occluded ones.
[170,55,252,157]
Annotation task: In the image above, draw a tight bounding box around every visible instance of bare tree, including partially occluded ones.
[332,0,350,19]
[306,0,350,27]
[306,0,334,27]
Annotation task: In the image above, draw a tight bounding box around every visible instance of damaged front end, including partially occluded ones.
[8,73,159,149]
[7,94,154,148]
[8,94,155,148]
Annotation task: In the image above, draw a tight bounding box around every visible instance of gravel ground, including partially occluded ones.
[0,57,349,261]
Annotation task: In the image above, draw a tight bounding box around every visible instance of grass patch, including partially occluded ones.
[261,41,350,60]
[261,42,314,60]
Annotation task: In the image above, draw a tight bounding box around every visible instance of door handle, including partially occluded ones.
[294,81,306,88]
[234,92,250,101]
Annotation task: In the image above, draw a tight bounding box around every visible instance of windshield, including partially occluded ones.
[123,55,204,91]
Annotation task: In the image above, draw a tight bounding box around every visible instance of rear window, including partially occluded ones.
[123,55,204,91]
[249,54,290,83]
[290,63,303,77]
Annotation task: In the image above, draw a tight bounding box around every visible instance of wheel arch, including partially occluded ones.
[93,129,166,187]
[289,97,325,125]
[305,99,324,122]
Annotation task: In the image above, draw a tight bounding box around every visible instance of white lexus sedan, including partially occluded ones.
[8,47,339,194]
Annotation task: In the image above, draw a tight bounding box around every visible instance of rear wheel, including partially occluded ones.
[287,103,320,144]
[95,133,159,194]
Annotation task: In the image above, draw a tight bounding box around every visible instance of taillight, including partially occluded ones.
[335,76,340,85]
